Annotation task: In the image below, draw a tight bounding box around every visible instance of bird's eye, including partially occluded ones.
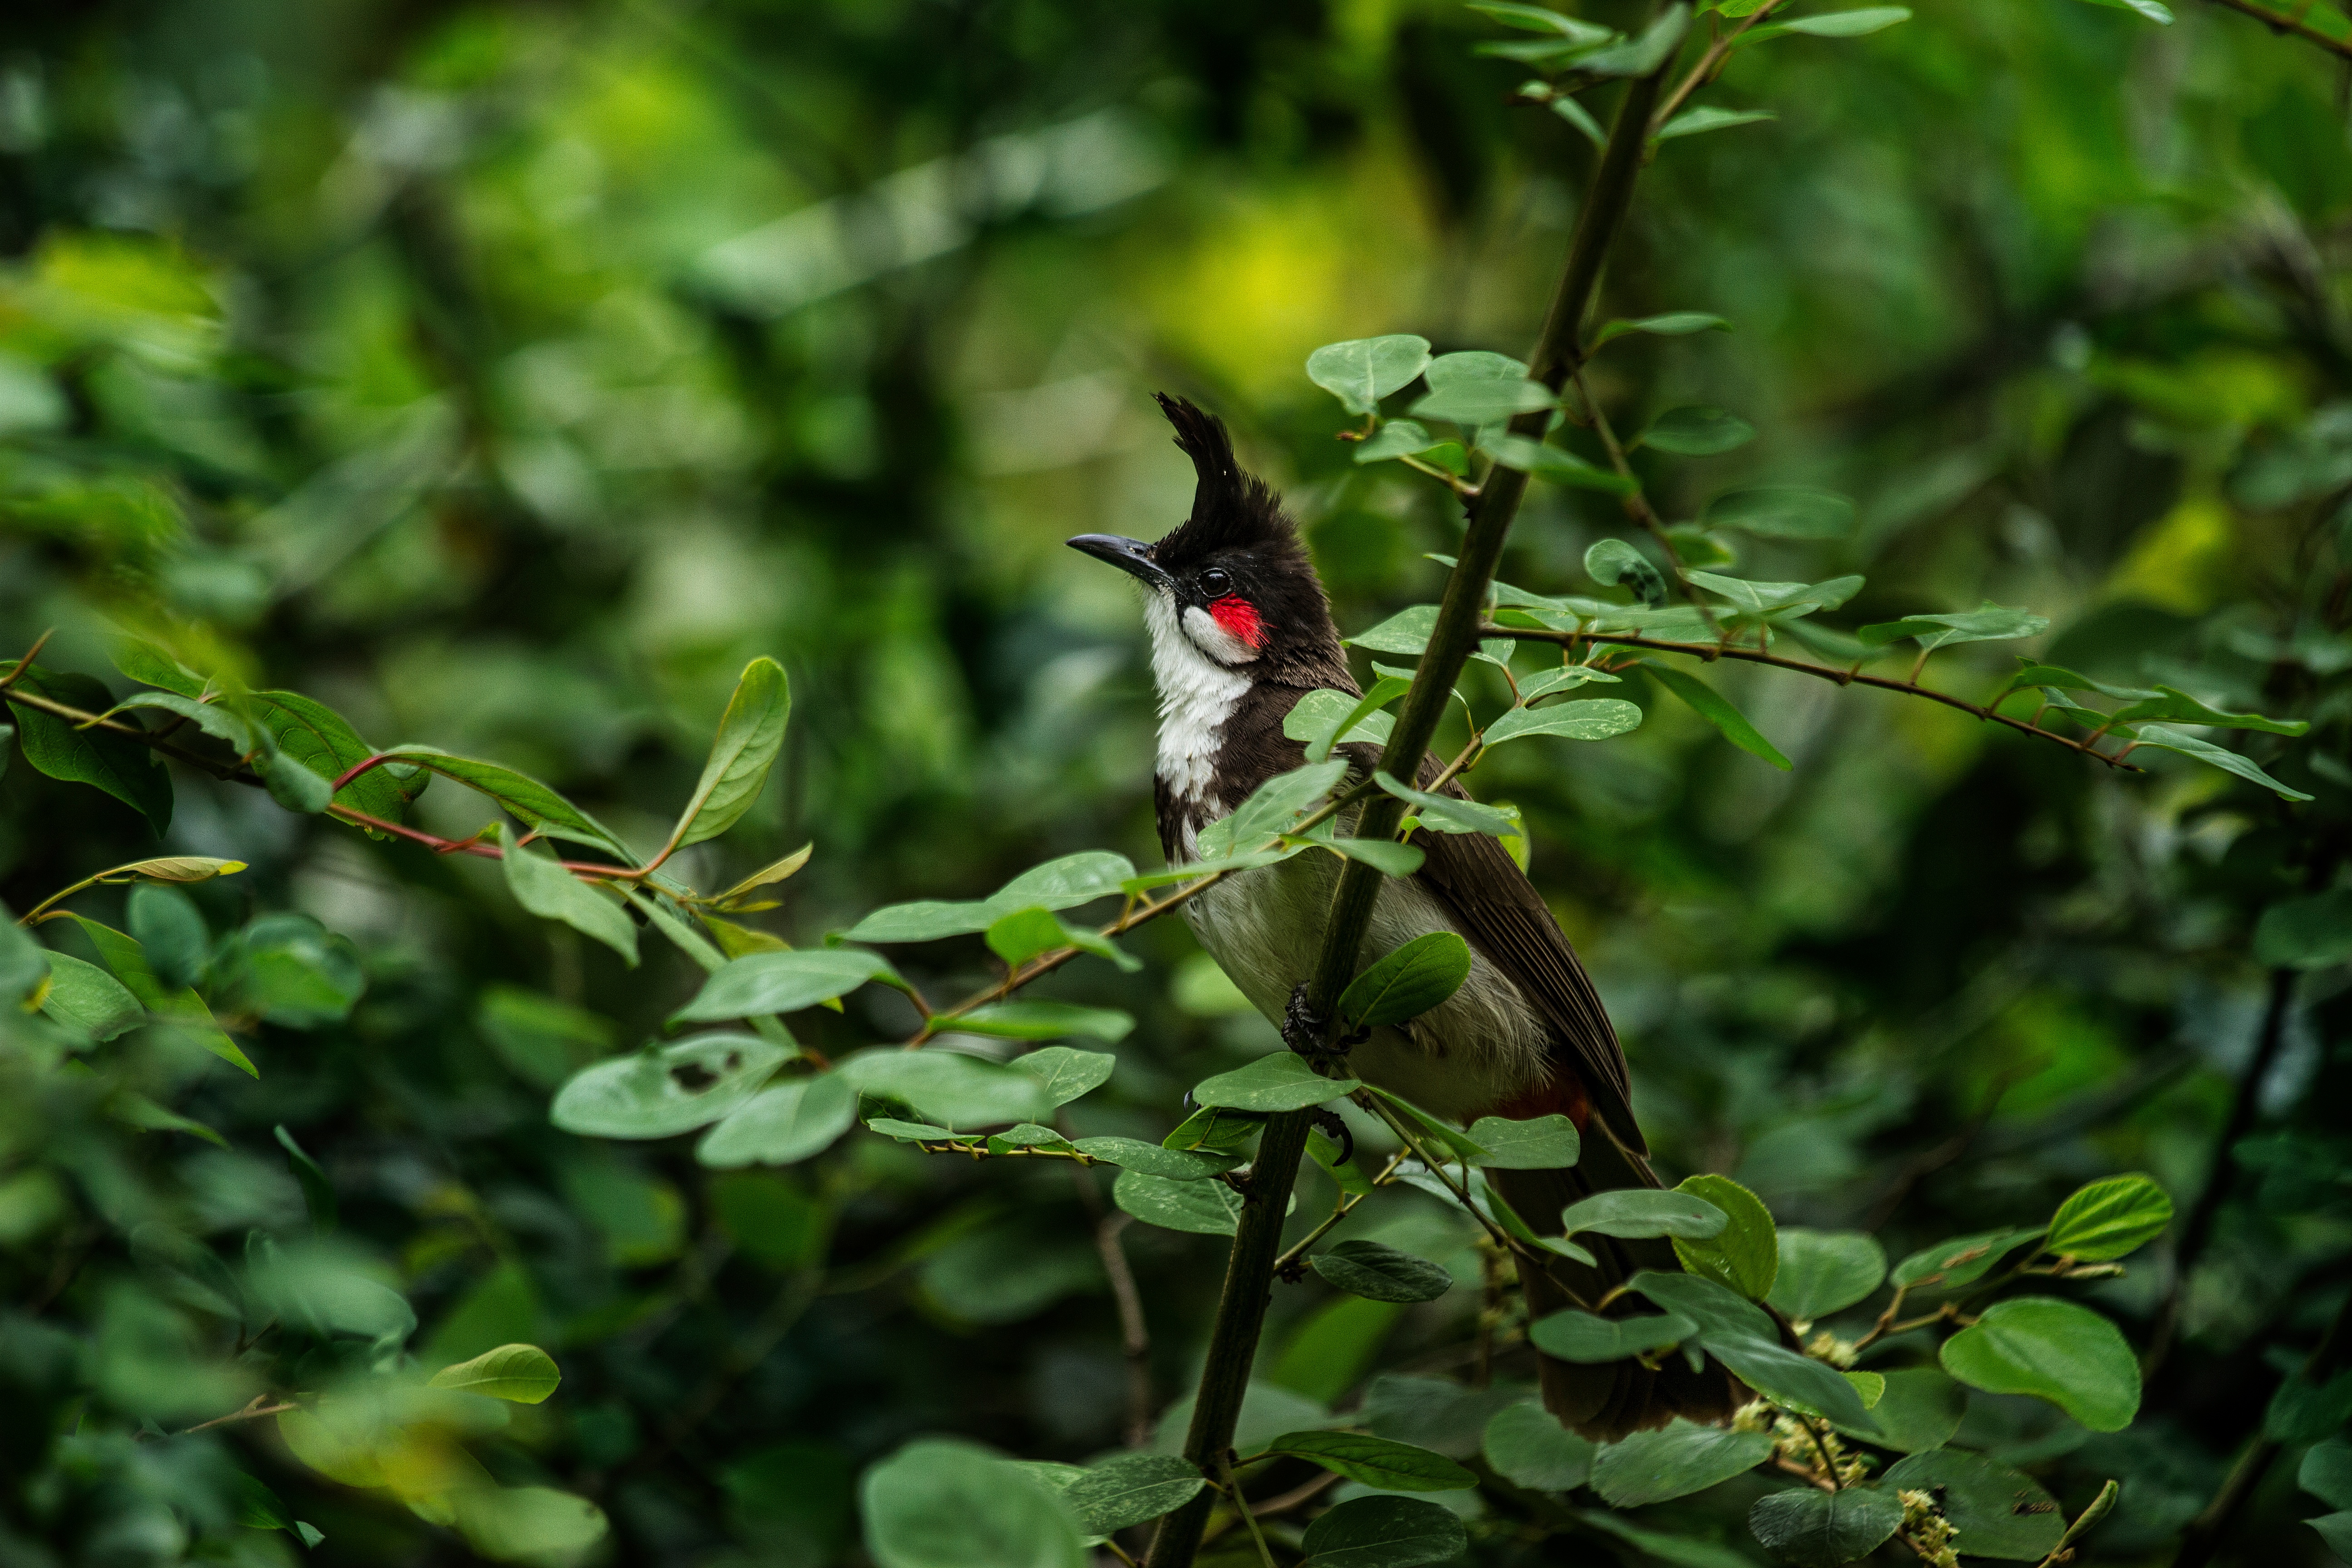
[1201,568,1232,596]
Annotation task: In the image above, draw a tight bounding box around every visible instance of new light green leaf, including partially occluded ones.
[1939,1296,2141,1431]
[428,1343,562,1404]
[1307,335,1433,416]
[668,657,789,851]
[500,827,638,966]
[2046,1172,2171,1261]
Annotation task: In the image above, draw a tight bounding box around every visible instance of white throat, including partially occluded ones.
[1143,592,1250,809]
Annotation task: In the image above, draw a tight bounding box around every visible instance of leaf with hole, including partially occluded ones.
[550,1034,786,1139]
[1940,1297,2140,1431]
[1308,335,1434,416]
[1311,1240,1453,1303]
[1880,1449,2065,1558]
[1587,538,1668,605]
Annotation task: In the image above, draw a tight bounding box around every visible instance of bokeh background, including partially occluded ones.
[2,0,2348,1563]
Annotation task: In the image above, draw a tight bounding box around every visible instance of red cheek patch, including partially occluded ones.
[1208,594,1267,649]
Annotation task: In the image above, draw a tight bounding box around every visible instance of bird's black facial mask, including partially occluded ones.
[1068,533,1273,663]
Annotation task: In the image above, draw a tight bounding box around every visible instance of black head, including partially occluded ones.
[1067,396,1347,681]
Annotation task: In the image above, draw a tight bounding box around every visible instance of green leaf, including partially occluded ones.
[1546,93,1607,144]
[1337,932,1473,1030]
[112,690,259,755]
[250,690,426,823]
[841,900,999,943]
[860,1439,1085,1568]
[1207,759,1351,855]
[1671,1173,1778,1299]
[274,1125,337,1234]
[838,1047,1052,1128]
[1298,680,1411,764]
[40,951,144,1040]
[1113,1168,1242,1235]
[2046,1172,2171,1261]
[1779,5,1911,33]
[1411,379,1557,426]
[1593,311,1734,343]
[127,882,209,990]
[210,912,364,1032]
[672,948,897,1024]
[2253,889,2352,967]
[1833,1367,1963,1453]
[53,909,252,1073]
[952,1001,1134,1042]
[1529,1308,1699,1362]
[111,638,208,698]
[1298,1494,1468,1568]
[1262,1431,1475,1492]
[1371,772,1514,837]
[1285,688,1397,752]
[866,1117,962,1142]
[1308,335,1434,416]
[1641,406,1754,456]
[1481,435,1637,493]
[1468,0,1610,34]
[983,905,1136,972]
[2313,1512,2352,1559]
[1579,3,1690,74]
[1059,1454,1204,1535]
[1560,1189,1726,1240]
[1642,661,1791,769]
[2107,685,2307,736]
[428,1343,563,1404]
[2303,1442,2352,1510]
[1310,1240,1454,1303]
[1879,1450,2066,1558]
[0,911,43,1004]
[1704,487,1857,540]
[1368,1086,1493,1163]
[1767,1229,1886,1321]
[389,745,627,854]
[500,827,637,966]
[697,1071,858,1167]
[451,1487,608,1559]
[262,748,334,814]
[1587,538,1668,605]
[1589,1418,1774,1507]
[550,1033,788,1139]
[1194,1052,1359,1112]
[1655,107,1776,140]
[1516,666,1621,702]
[1574,1508,1758,1568]
[1748,1486,1903,1567]
[2270,1369,2352,1442]
[1890,1226,2046,1289]
[1462,1113,1579,1169]
[993,851,1138,910]
[1686,571,1862,617]
[1163,1102,1269,1155]
[669,656,789,851]
[1315,836,1427,877]
[1483,697,1644,745]
[1070,1136,1242,1180]
[1482,1401,1594,1491]
[2130,725,2313,803]
[1346,605,1441,657]
[2078,0,2175,20]
[1857,603,2048,652]
[1353,418,1445,466]
[1939,1297,2141,1431]
[5,667,172,832]
[1012,1045,1117,1106]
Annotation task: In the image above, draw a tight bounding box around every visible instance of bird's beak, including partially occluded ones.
[1067,534,1172,591]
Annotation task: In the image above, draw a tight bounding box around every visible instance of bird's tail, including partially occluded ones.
[1490,1125,1745,1441]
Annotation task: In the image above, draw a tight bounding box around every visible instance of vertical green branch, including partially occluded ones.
[1142,49,1673,1568]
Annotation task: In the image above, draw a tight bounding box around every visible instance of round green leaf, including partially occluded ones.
[1011,1045,1117,1106]
[1192,1051,1358,1112]
[1461,1113,1580,1170]
[1309,1240,1454,1303]
[1529,1308,1698,1363]
[1938,1297,2141,1432]
[2045,1172,2171,1261]
[428,1343,562,1404]
[860,1438,1084,1568]
[1747,1485,1903,1567]
[1483,697,1645,745]
[1059,1454,1203,1535]
[1260,1430,1475,1491]
[1298,1494,1468,1568]
[1590,1418,1775,1508]
[1069,1136,1241,1181]
[1880,1450,2065,1558]
[1114,1169,1242,1235]
[1307,335,1434,416]
[1481,1401,1594,1492]
[1560,1189,1727,1240]
[1338,933,1473,1030]
[550,1034,786,1139]
[696,1072,858,1167]
[1671,1174,1777,1300]
[1767,1229,1886,1322]
[40,951,143,1042]
[671,948,897,1024]
[1832,1367,1963,1453]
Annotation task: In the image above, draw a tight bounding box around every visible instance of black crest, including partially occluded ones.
[1151,394,1300,567]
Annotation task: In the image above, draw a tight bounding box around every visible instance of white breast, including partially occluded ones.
[1143,592,1249,809]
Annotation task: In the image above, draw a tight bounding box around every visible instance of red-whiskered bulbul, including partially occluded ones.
[1070,396,1740,1440]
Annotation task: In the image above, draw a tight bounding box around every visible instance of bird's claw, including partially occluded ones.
[1282,984,1357,1068]
[1308,1107,1354,1167]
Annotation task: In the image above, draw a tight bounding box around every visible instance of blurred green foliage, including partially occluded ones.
[1,0,2350,1563]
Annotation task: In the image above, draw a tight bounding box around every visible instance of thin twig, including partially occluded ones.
[1488,624,2146,769]
[1650,0,1795,132]
[2198,0,2352,59]
[176,1395,298,1436]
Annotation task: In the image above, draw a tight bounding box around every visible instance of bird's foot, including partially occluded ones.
[1283,984,1362,1069]
[1308,1107,1355,1167]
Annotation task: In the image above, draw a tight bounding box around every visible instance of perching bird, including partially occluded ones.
[1069,395,1740,1441]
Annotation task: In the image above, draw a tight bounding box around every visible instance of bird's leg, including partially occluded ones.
[1307,1107,1354,1167]
[1283,983,1365,1068]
